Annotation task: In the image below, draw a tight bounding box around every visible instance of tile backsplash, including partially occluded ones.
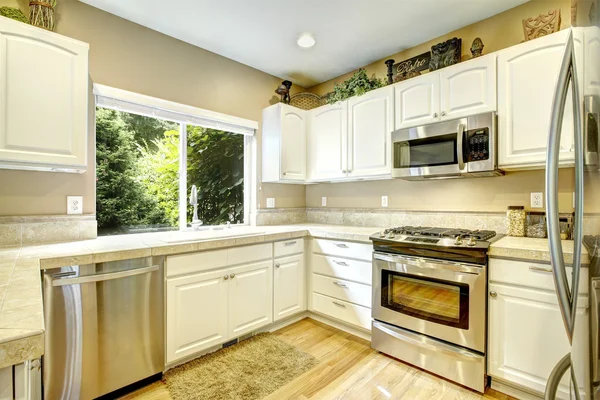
[0,215,97,247]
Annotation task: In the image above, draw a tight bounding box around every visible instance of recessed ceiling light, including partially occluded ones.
[297,33,316,48]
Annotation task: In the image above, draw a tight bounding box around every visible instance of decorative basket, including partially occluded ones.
[289,92,323,110]
[29,0,56,31]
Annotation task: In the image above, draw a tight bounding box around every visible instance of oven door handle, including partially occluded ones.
[373,320,481,361]
[373,252,482,275]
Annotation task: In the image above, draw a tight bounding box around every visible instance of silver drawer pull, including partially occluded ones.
[334,243,349,248]
[332,260,349,266]
[332,301,346,308]
[284,241,297,246]
[529,265,553,273]
[333,281,349,289]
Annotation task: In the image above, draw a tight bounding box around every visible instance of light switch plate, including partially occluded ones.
[381,196,388,208]
[67,196,83,214]
[266,198,275,208]
[531,192,543,208]
[322,197,327,207]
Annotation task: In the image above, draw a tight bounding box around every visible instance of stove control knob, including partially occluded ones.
[454,235,463,245]
[379,231,386,238]
[387,232,396,239]
[467,236,477,247]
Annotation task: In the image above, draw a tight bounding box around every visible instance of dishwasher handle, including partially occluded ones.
[52,265,159,286]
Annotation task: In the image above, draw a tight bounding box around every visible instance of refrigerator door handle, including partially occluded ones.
[544,353,572,400]
[546,30,583,343]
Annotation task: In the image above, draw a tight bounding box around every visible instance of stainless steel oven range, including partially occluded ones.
[370,226,497,393]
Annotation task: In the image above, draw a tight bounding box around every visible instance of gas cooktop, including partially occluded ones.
[370,226,497,249]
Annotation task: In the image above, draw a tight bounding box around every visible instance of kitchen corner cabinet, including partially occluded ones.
[347,86,394,178]
[0,16,88,173]
[498,29,575,169]
[394,53,496,130]
[274,253,305,321]
[262,103,306,183]
[307,102,348,181]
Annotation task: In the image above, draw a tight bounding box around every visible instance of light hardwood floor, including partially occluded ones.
[121,318,516,400]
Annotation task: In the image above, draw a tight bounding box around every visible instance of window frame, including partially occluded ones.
[94,84,256,232]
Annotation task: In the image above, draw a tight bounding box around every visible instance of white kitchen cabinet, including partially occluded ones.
[347,86,393,178]
[166,269,228,363]
[497,29,575,169]
[307,102,348,181]
[488,283,588,399]
[584,26,600,96]
[273,253,305,321]
[14,360,41,400]
[228,260,273,338]
[262,103,306,183]
[394,72,440,129]
[0,16,88,172]
[439,54,497,120]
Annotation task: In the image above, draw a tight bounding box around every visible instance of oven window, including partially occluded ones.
[394,133,457,168]
[381,270,469,329]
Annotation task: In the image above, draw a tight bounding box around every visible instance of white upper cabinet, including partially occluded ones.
[307,102,348,181]
[394,73,440,129]
[262,103,306,183]
[498,29,575,169]
[439,54,497,120]
[0,16,88,172]
[347,86,393,178]
[584,26,600,96]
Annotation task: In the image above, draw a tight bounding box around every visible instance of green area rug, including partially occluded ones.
[164,333,318,400]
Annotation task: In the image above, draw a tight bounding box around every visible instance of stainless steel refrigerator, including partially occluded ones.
[544,24,600,400]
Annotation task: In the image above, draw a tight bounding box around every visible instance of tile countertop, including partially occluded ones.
[0,224,590,369]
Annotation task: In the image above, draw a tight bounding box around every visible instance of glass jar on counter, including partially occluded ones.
[526,212,547,238]
[507,206,526,237]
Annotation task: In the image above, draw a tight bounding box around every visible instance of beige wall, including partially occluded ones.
[308,0,571,96]
[0,0,306,216]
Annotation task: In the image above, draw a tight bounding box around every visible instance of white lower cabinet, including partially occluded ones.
[166,269,229,363]
[0,360,41,400]
[273,253,306,321]
[228,260,273,338]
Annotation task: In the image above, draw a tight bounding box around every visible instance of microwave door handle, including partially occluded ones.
[457,123,465,171]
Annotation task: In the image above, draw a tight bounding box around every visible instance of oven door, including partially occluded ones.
[372,252,486,353]
[392,117,468,179]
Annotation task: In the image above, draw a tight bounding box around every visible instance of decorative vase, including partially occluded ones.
[29,0,56,31]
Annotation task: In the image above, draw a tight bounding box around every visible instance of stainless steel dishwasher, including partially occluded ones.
[43,257,164,400]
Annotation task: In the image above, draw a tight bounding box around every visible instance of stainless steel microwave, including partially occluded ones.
[392,112,503,180]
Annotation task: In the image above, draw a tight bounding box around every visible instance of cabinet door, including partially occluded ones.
[347,86,393,178]
[307,103,348,181]
[394,72,440,129]
[280,104,306,181]
[166,269,228,363]
[488,283,588,399]
[228,260,273,338]
[440,54,497,120]
[0,18,88,170]
[498,30,575,169]
[274,254,305,321]
[584,26,600,97]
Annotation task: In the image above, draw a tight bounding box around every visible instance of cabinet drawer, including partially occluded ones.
[312,239,372,261]
[312,292,371,330]
[312,254,372,285]
[228,243,273,266]
[312,274,371,308]
[274,238,304,258]
[167,249,228,277]
[489,258,588,295]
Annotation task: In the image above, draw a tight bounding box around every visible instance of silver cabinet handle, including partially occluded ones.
[275,263,280,268]
[284,241,297,246]
[342,170,347,173]
[224,275,229,280]
[441,111,446,116]
[333,281,349,288]
[433,112,438,118]
[332,301,346,308]
[489,291,497,298]
[282,172,287,176]
[529,265,553,273]
[334,243,349,248]
[230,273,235,279]
[332,260,349,266]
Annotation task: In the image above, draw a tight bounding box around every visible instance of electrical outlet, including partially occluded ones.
[321,197,327,207]
[67,196,83,215]
[381,196,388,208]
[266,198,275,208]
[531,192,543,208]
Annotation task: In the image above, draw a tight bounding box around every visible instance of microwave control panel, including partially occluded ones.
[467,127,490,162]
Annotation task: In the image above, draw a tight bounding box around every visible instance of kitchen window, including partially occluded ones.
[94,85,257,236]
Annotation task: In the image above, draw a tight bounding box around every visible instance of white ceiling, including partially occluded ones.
[81,0,529,88]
